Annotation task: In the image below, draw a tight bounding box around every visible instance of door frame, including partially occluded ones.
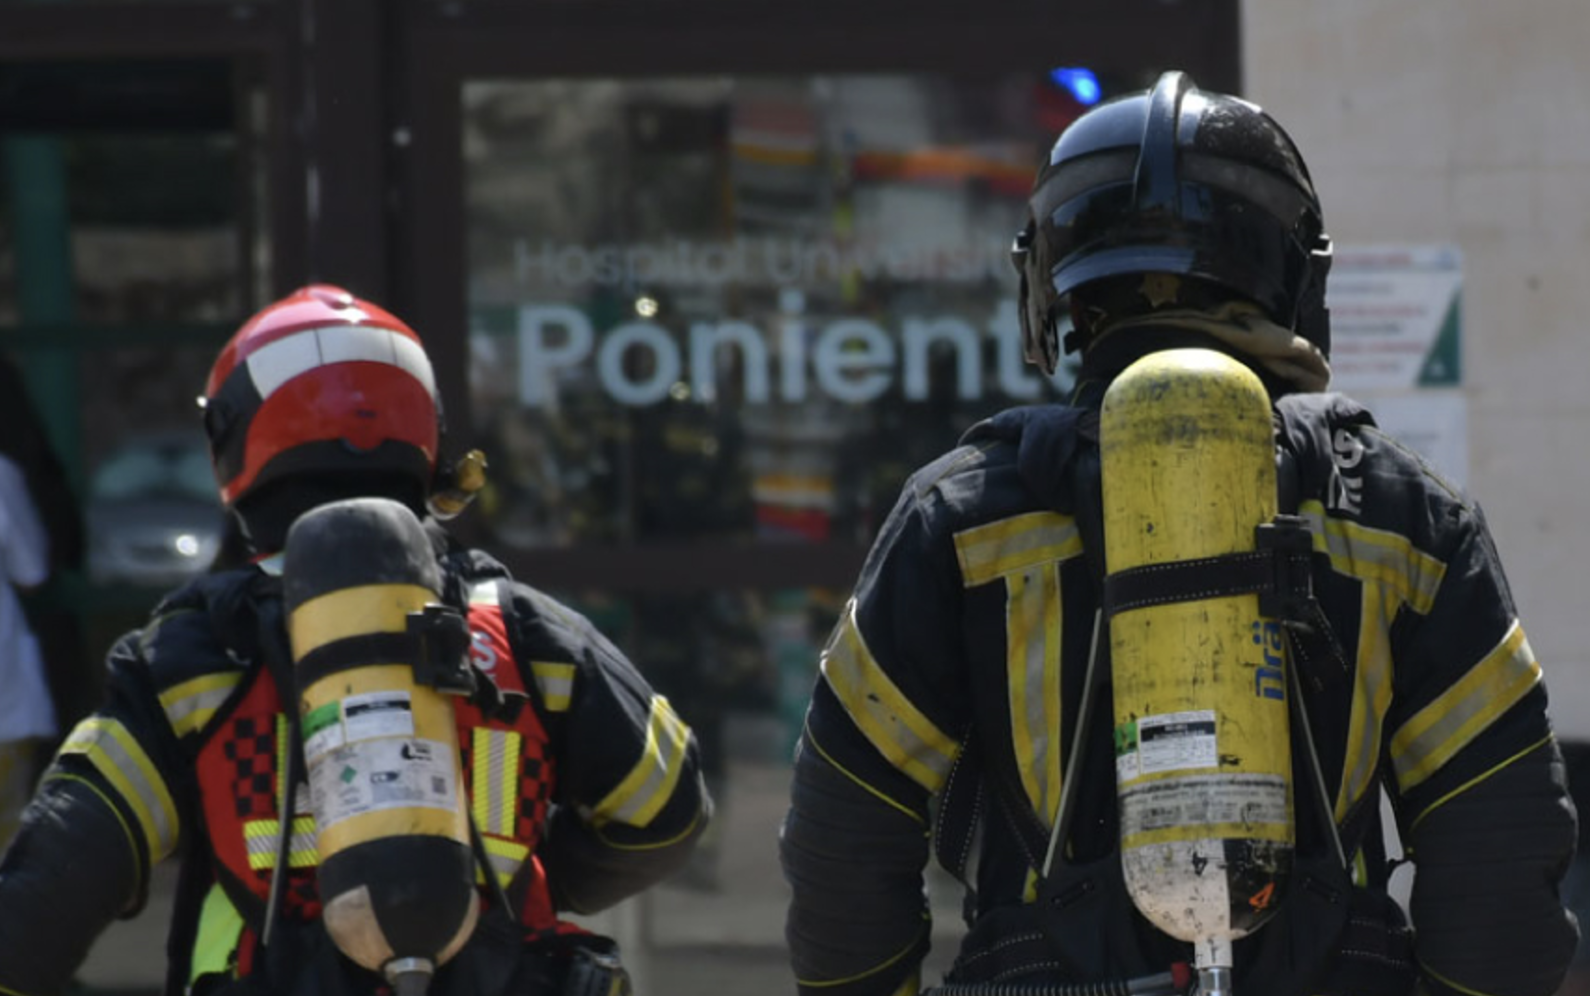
[0,0,401,304]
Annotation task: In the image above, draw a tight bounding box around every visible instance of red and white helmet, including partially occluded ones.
[201,284,440,513]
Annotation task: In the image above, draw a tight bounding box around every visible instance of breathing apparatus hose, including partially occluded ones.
[920,966,1187,996]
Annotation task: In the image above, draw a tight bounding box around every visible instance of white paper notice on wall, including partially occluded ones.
[1327,245,1467,487]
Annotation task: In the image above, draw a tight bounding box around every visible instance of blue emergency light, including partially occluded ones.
[1050,67,1102,106]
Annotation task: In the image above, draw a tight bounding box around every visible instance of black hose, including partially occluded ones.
[257,598,304,956]
[922,983,1126,996]
[921,968,1183,996]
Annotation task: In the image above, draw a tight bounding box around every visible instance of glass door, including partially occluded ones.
[392,3,1240,991]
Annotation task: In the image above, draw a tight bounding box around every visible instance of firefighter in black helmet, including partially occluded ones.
[780,71,1576,996]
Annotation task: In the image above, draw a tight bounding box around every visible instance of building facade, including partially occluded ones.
[1245,0,1590,737]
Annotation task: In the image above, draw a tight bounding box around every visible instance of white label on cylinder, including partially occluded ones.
[304,722,346,765]
[1120,773,1290,836]
[1136,710,1218,775]
[341,691,416,742]
[309,737,459,830]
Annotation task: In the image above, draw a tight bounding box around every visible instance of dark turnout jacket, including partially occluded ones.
[0,526,709,996]
[781,389,1576,996]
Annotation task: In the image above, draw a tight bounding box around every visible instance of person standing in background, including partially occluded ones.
[0,355,87,763]
[0,440,53,849]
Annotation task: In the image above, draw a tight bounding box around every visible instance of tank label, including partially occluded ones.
[343,692,415,741]
[1119,773,1290,837]
[301,692,417,764]
[308,736,459,829]
[302,702,343,763]
[1117,710,1218,780]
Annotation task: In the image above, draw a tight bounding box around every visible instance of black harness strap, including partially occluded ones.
[254,597,307,959]
[932,732,987,925]
[1102,515,1348,694]
[1103,516,1314,620]
[291,604,476,697]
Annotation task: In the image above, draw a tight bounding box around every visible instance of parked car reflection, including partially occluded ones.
[87,430,225,588]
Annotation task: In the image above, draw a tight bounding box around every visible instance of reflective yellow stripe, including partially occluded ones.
[158,672,241,738]
[473,834,529,887]
[595,785,710,851]
[531,662,576,713]
[594,696,691,827]
[889,972,922,996]
[1297,501,1450,821]
[275,715,289,810]
[243,816,319,870]
[1007,565,1064,828]
[190,883,245,984]
[1412,735,1553,833]
[803,726,922,824]
[43,772,139,879]
[954,513,1081,826]
[1298,501,1446,613]
[1392,621,1541,791]
[1421,959,1500,996]
[1336,584,1396,822]
[471,728,521,837]
[795,927,927,988]
[60,717,179,862]
[819,599,957,792]
[954,511,1082,588]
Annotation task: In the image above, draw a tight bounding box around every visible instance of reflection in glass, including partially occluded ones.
[0,61,265,746]
[464,74,1136,552]
[85,424,224,588]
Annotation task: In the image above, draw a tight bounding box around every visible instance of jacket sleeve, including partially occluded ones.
[509,585,711,914]
[781,471,972,996]
[1385,499,1577,996]
[0,627,188,996]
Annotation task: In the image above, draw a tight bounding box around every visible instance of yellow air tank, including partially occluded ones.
[282,498,477,995]
[1100,348,1294,995]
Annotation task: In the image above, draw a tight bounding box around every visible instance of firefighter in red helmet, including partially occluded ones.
[0,285,711,996]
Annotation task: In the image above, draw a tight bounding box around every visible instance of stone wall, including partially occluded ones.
[1245,0,1590,735]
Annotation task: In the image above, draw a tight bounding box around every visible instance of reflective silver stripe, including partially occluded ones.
[1391,620,1542,791]
[246,324,437,402]
[819,599,957,792]
[469,580,501,606]
[953,513,1081,821]
[158,673,241,738]
[478,835,529,887]
[471,728,521,838]
[1297,501,1446,614]
[1336,585,1396,821]
[1295,501,1451,820]
[594,696,691,827]
[1007,565,1064,826]
[60,718,180,861]
[243,816,319,870]
[531,662,576,712]
[955,512,1082,589]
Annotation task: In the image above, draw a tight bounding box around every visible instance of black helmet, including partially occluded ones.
[1013,71,1333,374]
